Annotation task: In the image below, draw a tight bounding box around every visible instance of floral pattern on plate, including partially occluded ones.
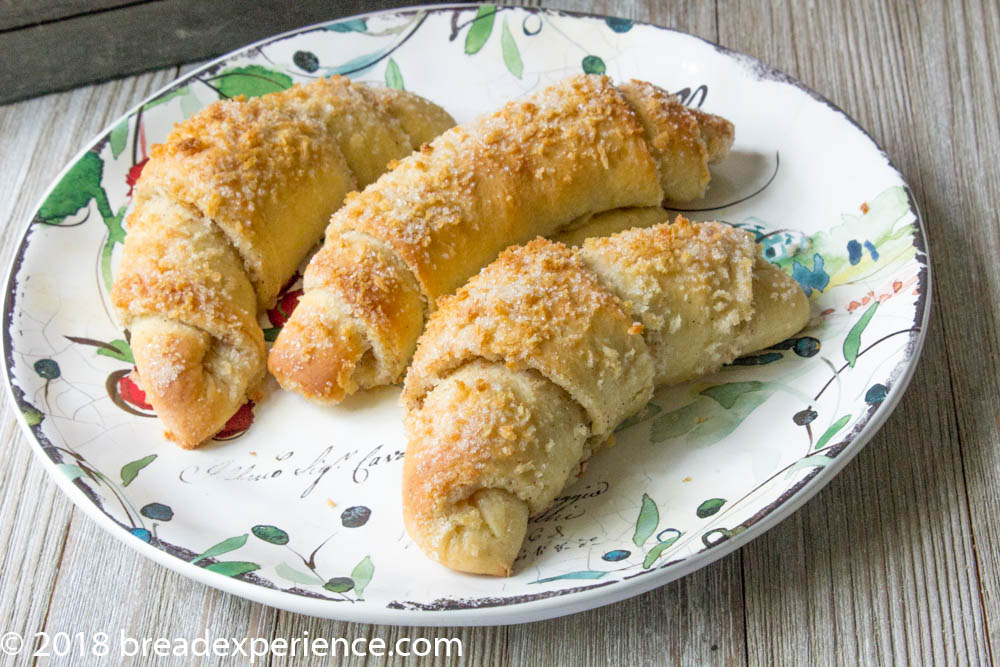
[3,5,928,624]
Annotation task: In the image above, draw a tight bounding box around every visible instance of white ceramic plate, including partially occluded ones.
[3,4,929,625]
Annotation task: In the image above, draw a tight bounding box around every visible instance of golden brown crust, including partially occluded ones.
[403,362,587,575]
[618,80,711,202]
[402,218,809,575]
[581,218,757,385]
[340,75,663,304]
[552,206,669,247]
[113,195,265,447]
[267,229,425,402]
[689,107,736,163]
[265,290,370,403]
[403,238,653,440]
[360,85,458,148]
[114,77,454,446]
[272,74,735,404]
[138,76,447,309]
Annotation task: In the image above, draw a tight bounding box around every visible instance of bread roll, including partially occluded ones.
[112,77,454,448]
[401,217,809,575]
[268,74,734,404]
[552,206,671,247]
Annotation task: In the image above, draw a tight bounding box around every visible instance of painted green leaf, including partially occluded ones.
[632,494,658,547]
[38,152,112,223]
[275,562,324,586]
[109,119,129,159]
[533,570,608,584]
[326,18,367,32]
[323,47,395,77]
[615,402,662,433]
[214,65,293,99]
[465,5,496,54]
[107,203,128,246]
[500,18,523,79]
[23,407,43,426]
[56,463,85,481]
[179,92,203,120]
[643,532,681,568]
[99,203,128,292]
[696,498,726,518]
[701,381,765,409]
[350,555,374,598]
[324,576,355,593]
[651,386,777,447]
[203,561,259,577]
[120,453,156,486]
[384,58,404,90]
[251,524,289,545]
[582,55,606,74]
[649,400,702,441]
[816,414,852,450]
[785,454,834,479]
[844,301,879,367]
[191,533,248,564]
[95,338,134,364]
[142,85,192,111]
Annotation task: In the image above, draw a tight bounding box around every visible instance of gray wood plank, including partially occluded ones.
[497,4,750,665]
[717,0,994,664]
[507,554,747,666]
[742,320,987,664]
[911,0,1000,658]
[540,0,717,41]
[0,0,439,105]
[0,68,180,662]
[0,0,149,31]
[0,2,995,666]
[268,615,499,667]
[38,516,280,667]
[0,400,73,660]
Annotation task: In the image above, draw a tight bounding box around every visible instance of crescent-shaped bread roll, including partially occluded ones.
[552,206,672,247]
[401,217,810,575]
[112,77,454,448]
[268,74,735,404]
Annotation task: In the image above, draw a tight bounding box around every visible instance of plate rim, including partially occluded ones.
[1,2,932,626]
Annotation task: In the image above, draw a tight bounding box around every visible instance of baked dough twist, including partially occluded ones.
[401,216,809,575]
[268,75,735,404]
[112,77,454,448]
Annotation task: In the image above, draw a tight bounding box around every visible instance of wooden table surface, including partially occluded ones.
[1,1,997,664]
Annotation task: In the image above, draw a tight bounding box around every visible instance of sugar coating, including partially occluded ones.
[402,218,810,575]
[276,74,736,404]
[113,77,454,447]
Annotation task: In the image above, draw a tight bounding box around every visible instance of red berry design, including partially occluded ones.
[214,401,255,440]
[267,289,303,327]
[126,158,149,196]
[119,370,152,410]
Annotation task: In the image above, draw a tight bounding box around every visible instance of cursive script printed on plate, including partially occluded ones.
[178,444,406,498]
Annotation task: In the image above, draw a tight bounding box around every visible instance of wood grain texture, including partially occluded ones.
[0,68,178,662]
[0,1,996,666]
[0,0,149,31]
[506,555,746,666]
[717,0,998,663]
[0,0,441,105]
[916,0,1000,659]
[37,516,280,667]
